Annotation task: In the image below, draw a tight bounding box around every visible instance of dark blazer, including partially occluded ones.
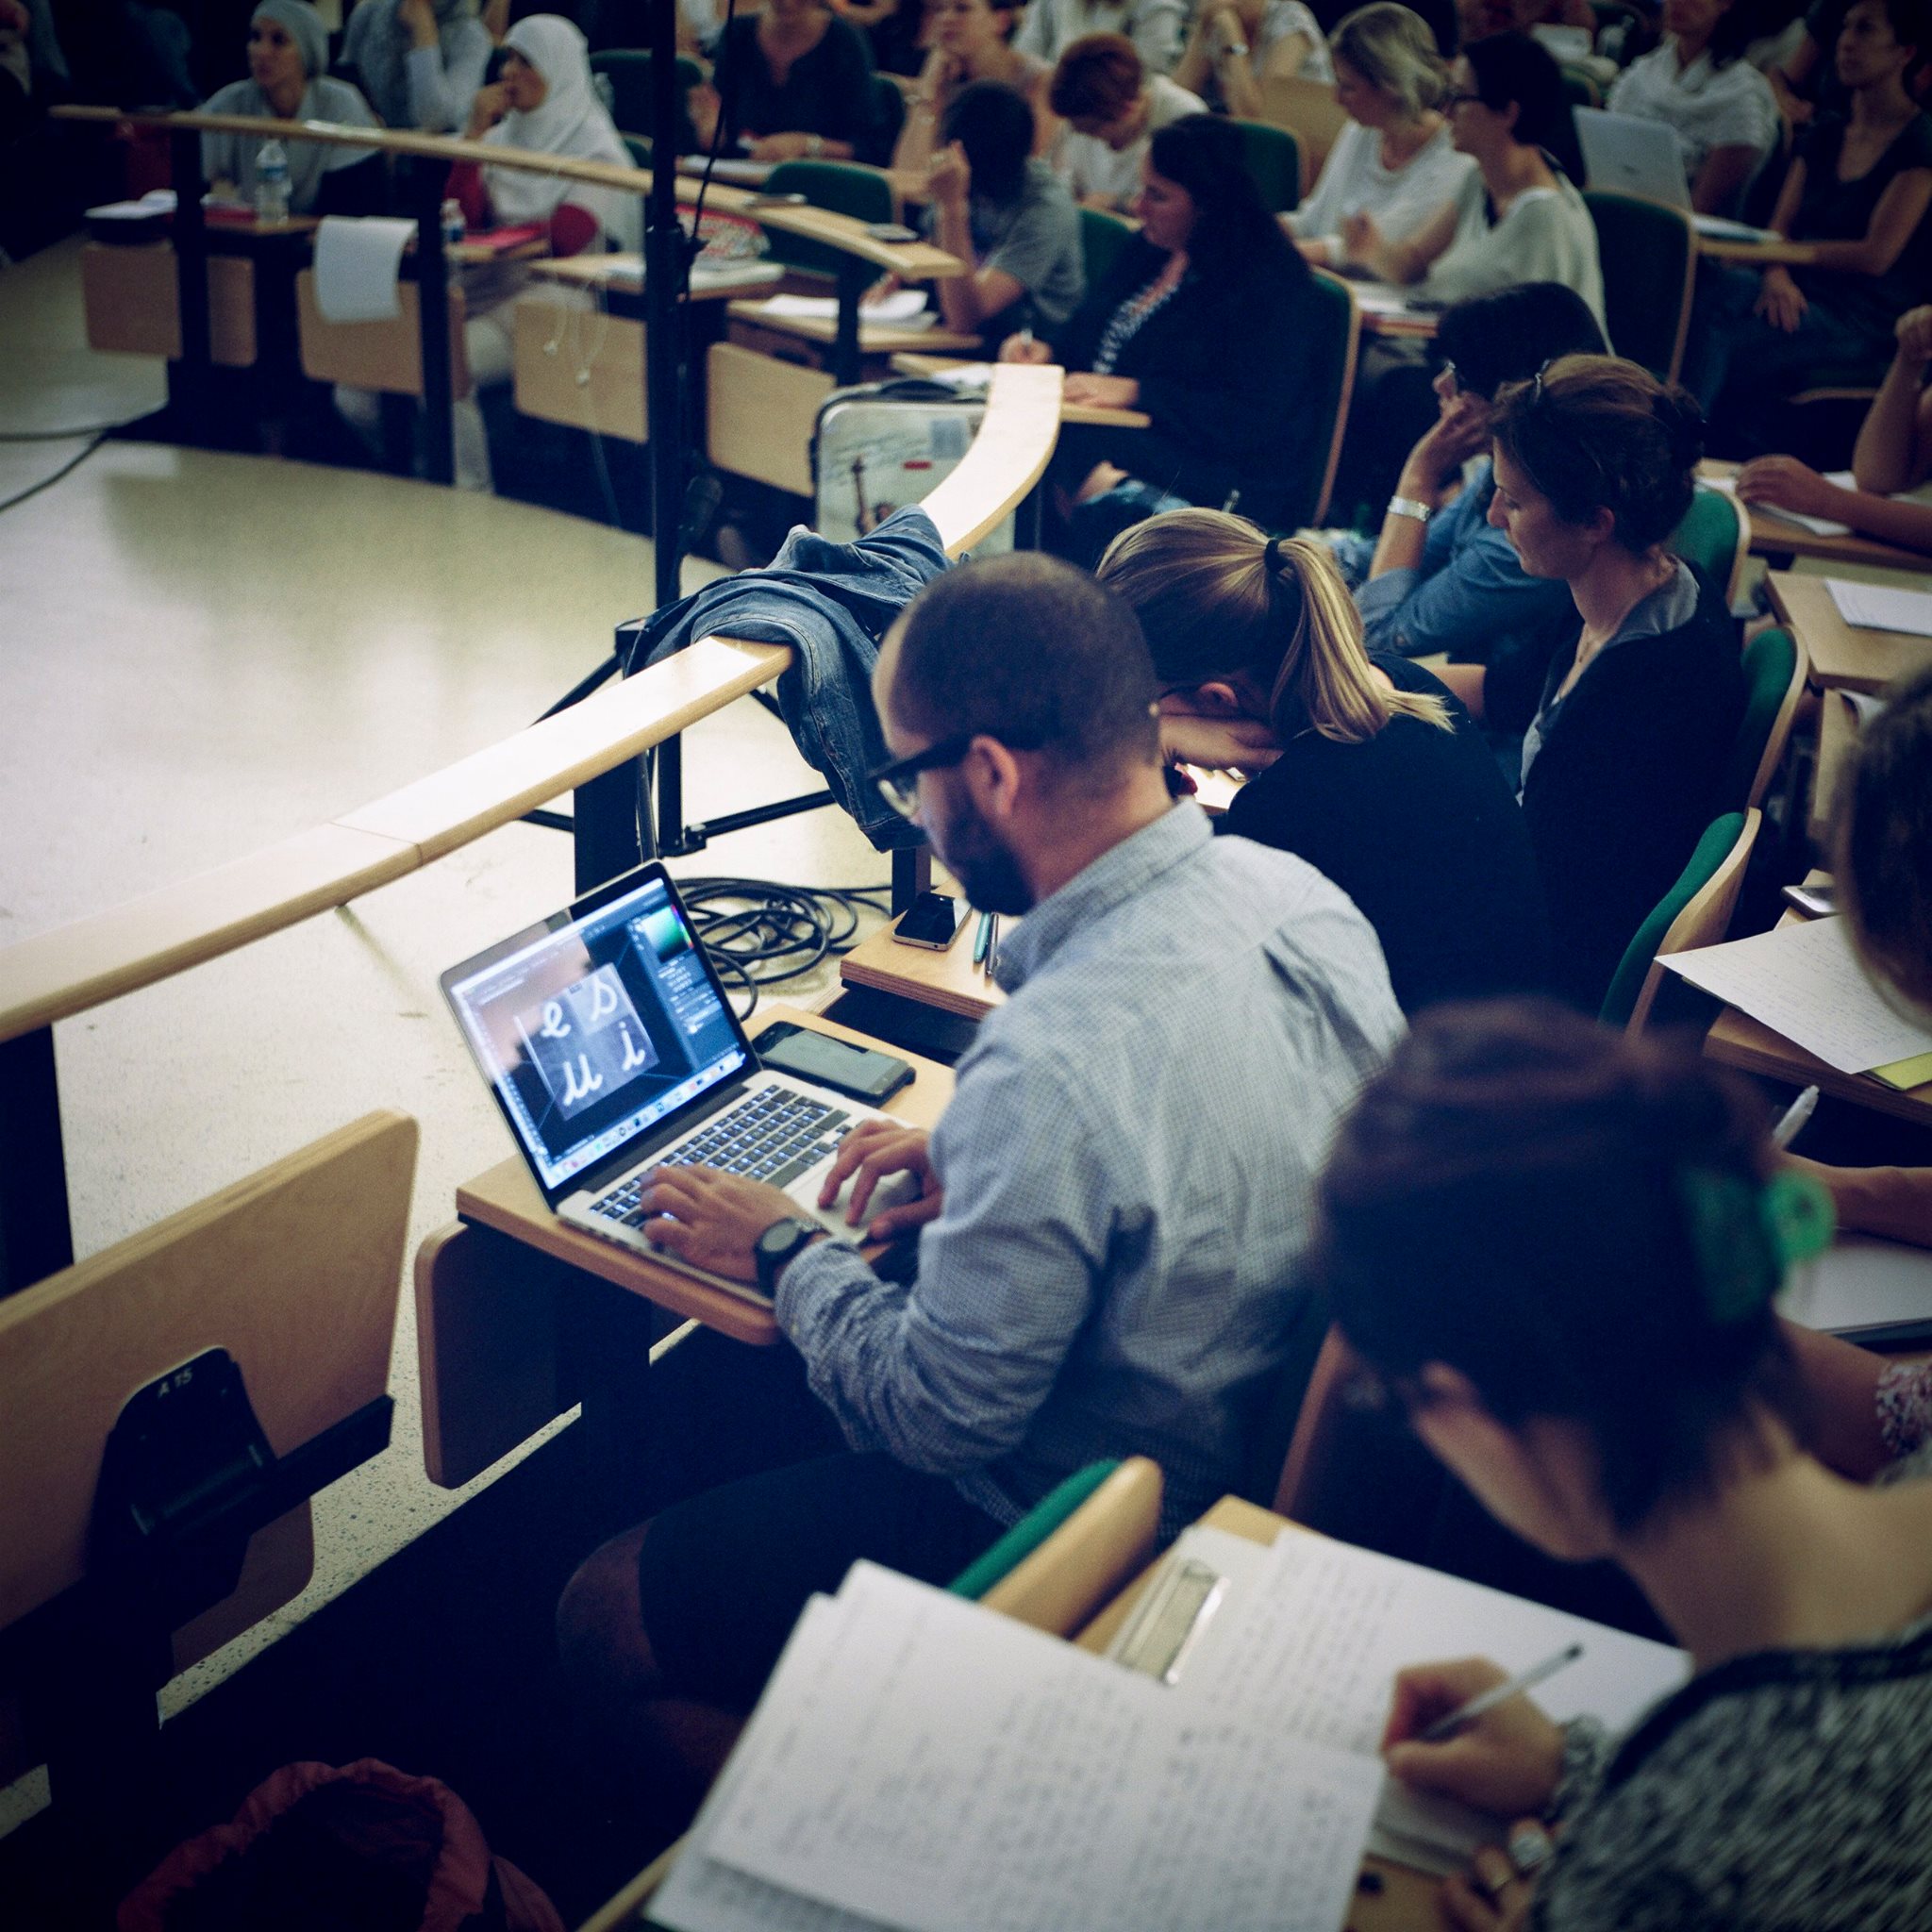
[1514,568,1744,1011]
[1049,235,1320,529]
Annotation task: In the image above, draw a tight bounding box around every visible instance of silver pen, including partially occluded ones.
[1419,1642,1585,1743]
[1772,1085,1820,1150]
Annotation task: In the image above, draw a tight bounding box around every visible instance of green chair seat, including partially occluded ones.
[1078,205,1136,291]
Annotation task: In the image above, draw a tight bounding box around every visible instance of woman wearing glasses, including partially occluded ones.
[1313,1000,1932,1932]
[1095,509,1552,1013]
[1431,355,1743,1011]
[1342,31,1603,325]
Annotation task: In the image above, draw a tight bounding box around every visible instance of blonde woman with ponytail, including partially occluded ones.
[1098,508,1552,1012]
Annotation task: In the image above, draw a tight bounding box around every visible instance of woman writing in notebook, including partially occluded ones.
[1093,509,1552,1012]
[1734,302,1932,550]
[1313,1002,1932,1930]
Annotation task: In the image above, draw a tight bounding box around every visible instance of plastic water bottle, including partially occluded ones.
[441,197,466,252]
[254,139,291,225]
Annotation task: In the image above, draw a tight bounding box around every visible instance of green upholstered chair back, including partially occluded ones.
[1724,625,1804,811]
[1561,64,1603,107]
[1671,483,1745,602]
[763,158,897,278]
[1277,268,1361,529]
[1079,205,1136,290]
[589,49,703,151]
[1230,118,1301,213]
[1583,190,1695,382]
[1599,810,1753,1031]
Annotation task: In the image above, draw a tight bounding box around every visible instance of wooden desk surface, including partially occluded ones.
[841,896,1006,1023]
[1703,883,1932,1127]
[1766,570,1932,695]
[889,351,1154,427]
[454,1006,955,1345]
[1075,1497,1449,1932]
[726,299,983,355]
[1699,461,1931,573]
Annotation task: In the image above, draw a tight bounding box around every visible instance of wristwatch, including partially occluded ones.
[1387,493,1435,524]
[755,1216,825,1296]
[1219,38,1249,55]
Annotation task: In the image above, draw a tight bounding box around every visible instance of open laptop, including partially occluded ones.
[441,863,903,1305]
[1574,108,1774,242]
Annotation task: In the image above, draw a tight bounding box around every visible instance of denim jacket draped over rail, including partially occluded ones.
[625,508,951,851]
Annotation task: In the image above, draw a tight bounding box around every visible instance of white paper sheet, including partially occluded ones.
[1662,914,1932,1074]
[676,1563,1379,1932]
[313,215,416,323]
[1826,577,1932,638]
[1704,469,1853,538]
[1167,1532,1687,1871]
[1779,1236,1932,1339]
[756,290,933,325]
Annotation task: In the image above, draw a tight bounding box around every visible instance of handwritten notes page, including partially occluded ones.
[1166,1532,1687,1873]
[1826,578,1932,638]
[654,1563,1380,1932]
[1662,915,1932,1074]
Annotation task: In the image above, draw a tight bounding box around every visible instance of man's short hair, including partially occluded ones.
[891,553,1160,781]
[1433,281,1607,401]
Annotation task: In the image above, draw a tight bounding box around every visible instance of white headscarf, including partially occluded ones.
[485,16,639,249]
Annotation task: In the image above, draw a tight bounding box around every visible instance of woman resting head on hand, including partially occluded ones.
[1313,1000,1932,1931]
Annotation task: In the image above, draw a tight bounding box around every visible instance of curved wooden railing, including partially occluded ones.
[0,361,1060,1050]
[50,104,964,282]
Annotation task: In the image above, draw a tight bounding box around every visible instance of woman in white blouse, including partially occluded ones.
[1287,2,1473,267]
[1347,30,1604,327]
[1173,0,1331,119]
[1607,0,1780,216]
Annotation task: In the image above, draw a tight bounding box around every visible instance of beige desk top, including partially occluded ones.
[455,1006,954,1346]
[525,253,784,300]
[727,299,984,355]
[1703,883,1932,1128]
[889,351,1154,427]
[1766,571,1932,695]
[1075,1497,1449,1932]
[1700,461,1932,573]
[841,897,1006,1023]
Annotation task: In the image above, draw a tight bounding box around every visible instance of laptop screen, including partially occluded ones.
[442,869,749,1196]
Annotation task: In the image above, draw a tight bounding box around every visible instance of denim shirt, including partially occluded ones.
[1354,460,1578,666]
[775,806,1404,1538]
[629,508,950,850]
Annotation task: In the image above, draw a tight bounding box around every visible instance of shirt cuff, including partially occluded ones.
[772,1231,875,1333]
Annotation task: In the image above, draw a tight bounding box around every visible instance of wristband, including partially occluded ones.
[1220,39,1249,55]
[1387,494,1434,525]
[807,133,825,158]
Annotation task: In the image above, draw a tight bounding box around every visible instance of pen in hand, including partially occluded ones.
[1772,1085,1820,1151]
[1418,1642,1585,1743]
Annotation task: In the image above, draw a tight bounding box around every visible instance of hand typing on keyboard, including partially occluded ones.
[636,1166,820,1285]
[818,1121,942,1241]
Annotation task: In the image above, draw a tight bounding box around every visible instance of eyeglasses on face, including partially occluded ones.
[869,729,1048,820]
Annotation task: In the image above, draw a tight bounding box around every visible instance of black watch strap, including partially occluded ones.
[756,1217,824,1296]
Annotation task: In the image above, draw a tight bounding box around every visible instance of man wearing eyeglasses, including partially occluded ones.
[557,552,1402,1785]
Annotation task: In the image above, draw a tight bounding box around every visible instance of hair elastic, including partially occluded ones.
[1262,535,1285,573]
[1677,1168,1836,1324]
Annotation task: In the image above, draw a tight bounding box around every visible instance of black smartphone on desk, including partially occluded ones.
[893,891,962,950]
[758,1022,915,1104]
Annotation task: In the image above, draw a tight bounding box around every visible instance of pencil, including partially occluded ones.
[1418,1642,1585,1743]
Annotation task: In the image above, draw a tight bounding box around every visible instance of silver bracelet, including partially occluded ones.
[1387,493,1434,524]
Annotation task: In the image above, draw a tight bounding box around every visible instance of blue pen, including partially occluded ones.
[973,909,992,965]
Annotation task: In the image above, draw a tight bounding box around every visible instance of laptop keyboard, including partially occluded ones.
[587,1088,854,1228]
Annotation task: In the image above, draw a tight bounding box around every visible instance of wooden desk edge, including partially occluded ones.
[455,1007,955,1345]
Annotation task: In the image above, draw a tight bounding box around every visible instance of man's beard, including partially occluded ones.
[936,792,1033,917]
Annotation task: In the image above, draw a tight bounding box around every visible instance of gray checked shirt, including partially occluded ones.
[775,805,1404,1538]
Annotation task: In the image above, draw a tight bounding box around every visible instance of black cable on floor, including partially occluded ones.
[0,433,108,514]
[677,876,891,1018]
